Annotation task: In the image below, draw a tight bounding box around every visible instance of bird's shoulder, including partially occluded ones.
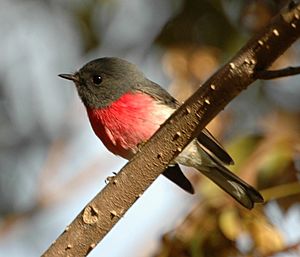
[135,80,179,109]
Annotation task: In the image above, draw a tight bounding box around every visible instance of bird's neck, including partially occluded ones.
[86,92,170,159]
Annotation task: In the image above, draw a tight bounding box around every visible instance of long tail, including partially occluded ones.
[174,140,264,209]
[198,161,264,209]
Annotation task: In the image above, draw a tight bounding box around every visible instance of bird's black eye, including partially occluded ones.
[92,75,102,85]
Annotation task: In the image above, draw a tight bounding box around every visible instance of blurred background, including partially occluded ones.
[0,0,300,256]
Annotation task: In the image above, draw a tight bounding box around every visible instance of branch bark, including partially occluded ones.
[42,3,300,257]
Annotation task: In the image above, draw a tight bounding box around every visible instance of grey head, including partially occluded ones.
[59,57,178,109]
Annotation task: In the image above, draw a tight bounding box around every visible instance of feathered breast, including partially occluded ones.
[86,92,173,159]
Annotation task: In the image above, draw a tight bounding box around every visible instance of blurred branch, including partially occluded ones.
[42,3,300,257]
[262,241,300,257]
[256,66,300,79]
[261,181,300,201]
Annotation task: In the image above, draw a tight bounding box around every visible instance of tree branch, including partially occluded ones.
[42,3,300,257]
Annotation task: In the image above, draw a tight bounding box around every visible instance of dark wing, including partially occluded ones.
[197,129,234,165]
[163,164,194,194]
[141,80,234,165]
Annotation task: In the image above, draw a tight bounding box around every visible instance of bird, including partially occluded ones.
[59,57,264,209]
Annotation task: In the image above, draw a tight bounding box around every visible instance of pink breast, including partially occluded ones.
[86,92,171,159]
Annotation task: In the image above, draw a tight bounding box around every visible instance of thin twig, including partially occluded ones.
[262,241,300,257]
[256,66,300,80]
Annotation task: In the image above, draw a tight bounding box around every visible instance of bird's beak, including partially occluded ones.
[58,73,79,83]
